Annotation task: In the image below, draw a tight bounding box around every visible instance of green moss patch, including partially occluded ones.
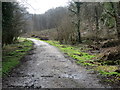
[94,66,119,76]
[2,38,33,76]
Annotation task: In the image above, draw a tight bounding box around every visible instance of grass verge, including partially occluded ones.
[2,38,33,77]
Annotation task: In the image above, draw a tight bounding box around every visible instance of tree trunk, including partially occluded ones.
[76,2,82,43]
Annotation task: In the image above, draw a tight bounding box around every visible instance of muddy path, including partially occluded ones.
[2,38,111,89]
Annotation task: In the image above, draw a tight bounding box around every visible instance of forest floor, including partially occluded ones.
[2,38,112,89]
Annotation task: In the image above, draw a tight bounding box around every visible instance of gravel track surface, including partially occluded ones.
[2,38,110,89]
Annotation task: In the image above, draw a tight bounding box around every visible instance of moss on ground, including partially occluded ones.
[94,66,120,76]
[2,38,33,76]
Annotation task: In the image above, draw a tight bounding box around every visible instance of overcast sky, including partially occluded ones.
[17,0,70,14]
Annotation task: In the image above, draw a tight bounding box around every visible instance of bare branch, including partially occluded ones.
[104,8,116,18]
[99,2,116,18]
[68,8,77,14]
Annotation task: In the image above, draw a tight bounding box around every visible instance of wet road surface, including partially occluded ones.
[2,38,110,89]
